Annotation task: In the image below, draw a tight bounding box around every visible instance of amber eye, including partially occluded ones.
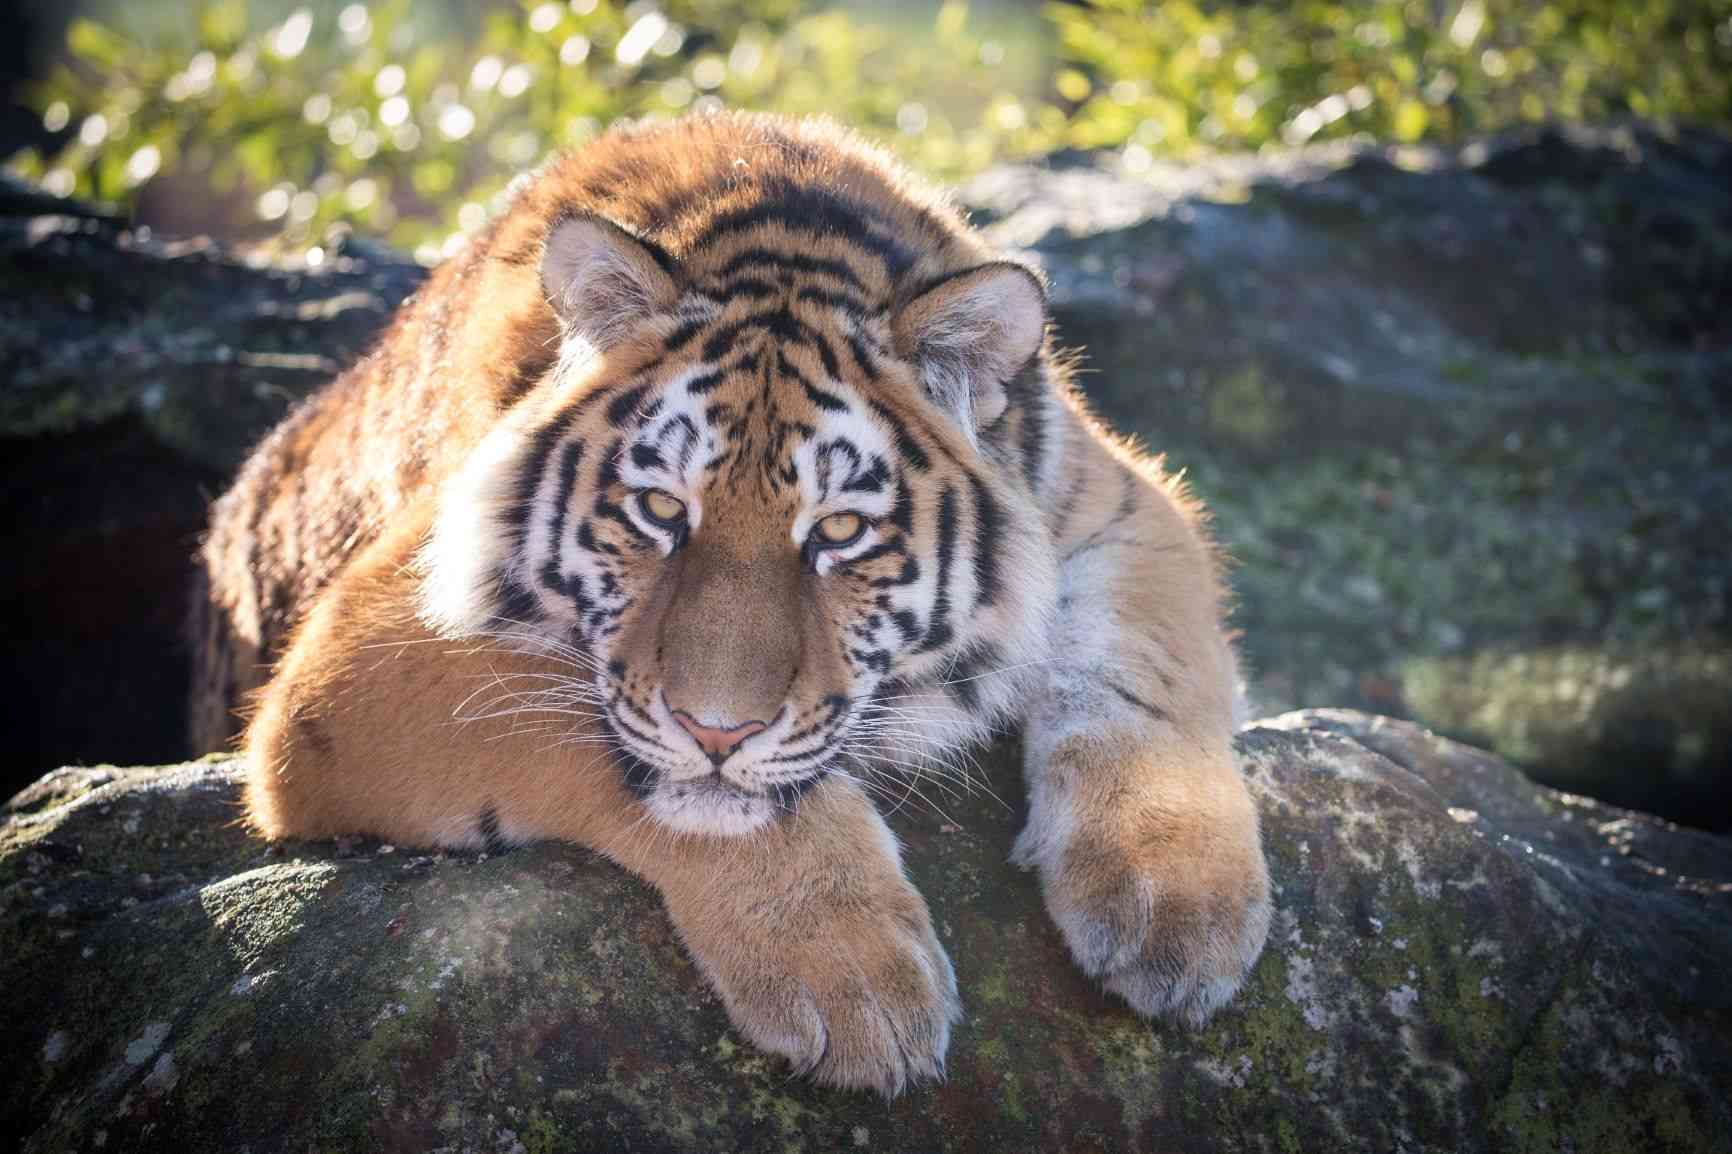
[638,488,687,528]
[810,511,867,550]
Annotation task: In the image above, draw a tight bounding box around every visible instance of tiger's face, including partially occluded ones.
[421,215,1056,835]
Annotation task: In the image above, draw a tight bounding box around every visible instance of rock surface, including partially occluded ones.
[0,174,423,774]
[4,127,1730,820]
[0,171,422,468]
[4,711,1729,1152]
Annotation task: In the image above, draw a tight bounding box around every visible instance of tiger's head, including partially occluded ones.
[420,212,1058,835]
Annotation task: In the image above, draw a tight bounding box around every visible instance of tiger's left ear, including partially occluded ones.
[541,213,679,355]
[894,262,1046,431]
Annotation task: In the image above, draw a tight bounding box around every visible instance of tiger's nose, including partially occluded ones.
[670,709,768,766]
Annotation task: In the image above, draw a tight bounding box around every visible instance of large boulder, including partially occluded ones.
[4,711,1728,1152]
[3,127,1729,822]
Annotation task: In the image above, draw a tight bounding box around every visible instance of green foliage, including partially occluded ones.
[10,0,1730,257]
[1054,0,1732,158]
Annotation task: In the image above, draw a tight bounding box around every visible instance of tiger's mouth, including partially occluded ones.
[602,716,831,836]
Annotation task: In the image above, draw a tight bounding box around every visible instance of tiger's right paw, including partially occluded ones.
[688,881,960,1096]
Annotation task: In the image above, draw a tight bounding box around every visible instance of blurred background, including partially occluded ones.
[1,0,1728,827]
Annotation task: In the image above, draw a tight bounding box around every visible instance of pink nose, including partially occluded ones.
[670,710,768,765]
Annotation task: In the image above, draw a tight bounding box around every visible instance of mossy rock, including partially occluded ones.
[4,711,1728,1152]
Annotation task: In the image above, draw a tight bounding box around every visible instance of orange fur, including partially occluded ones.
[196,112,1271,1093]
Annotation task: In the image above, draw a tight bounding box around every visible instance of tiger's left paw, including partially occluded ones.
[1016,788,1273,1026]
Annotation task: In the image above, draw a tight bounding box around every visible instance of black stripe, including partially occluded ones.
[918,484,959,653]
[867,398,930,472]
[1103,677,1171,723]
[756,307,842,380]
[842,456,888,494]
[495,580,543,629]
[889,476,915,531]
[795,285,876,319]
[717,276,781,300]
[576,519,618,557]
[694,182,913,278]
[770,773,826,811]
[500,350,553,405]
[594,440,622,489]
[686,368,725,395]
[779,349,848,412]
[843,539,901,569]
[716,248,868,292]
[818,439,859,498]
[944,642,1002,713]
[616,220,678,274]
[666,414,700,472]
[617,690,661,730]
[539,440,585,592]
[852,646,893,674]
[869,555,921,589]
[781,695,847,748]
[845,330,881,381]
[766,744,834,767]
[967,475,1004,608]
[607,385,651,427]
[700,318,756,364]
[508,419,569,553]
[593,439,657,548]
[663,316,707,353]
[1010,362,1048,491]
[606,725,660,799]
[477,804,509,854]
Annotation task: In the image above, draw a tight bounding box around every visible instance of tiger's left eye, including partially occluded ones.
[638,488,687,527]
[810,511,866,549]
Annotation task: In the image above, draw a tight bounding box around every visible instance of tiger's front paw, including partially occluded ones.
[684,877,960,1096]
[1017,782,1272,1027]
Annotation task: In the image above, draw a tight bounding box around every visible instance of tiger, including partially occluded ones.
[191,112,1272,1095]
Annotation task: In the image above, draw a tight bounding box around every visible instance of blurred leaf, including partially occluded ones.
[1393,99,1429,141]
[65,19,128,67]
[1055,67,1091,102]
[11,0,1730,255]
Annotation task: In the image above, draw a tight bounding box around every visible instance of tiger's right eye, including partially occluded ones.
[638,488,687,528]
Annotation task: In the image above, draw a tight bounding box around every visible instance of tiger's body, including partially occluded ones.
[193,113,1271,1094]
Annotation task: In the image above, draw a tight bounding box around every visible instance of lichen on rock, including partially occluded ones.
[3,711,1727,1152]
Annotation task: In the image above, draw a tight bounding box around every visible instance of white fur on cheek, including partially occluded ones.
[416,419,533,638]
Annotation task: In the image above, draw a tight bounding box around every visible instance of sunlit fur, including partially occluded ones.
[414,296,1055,835]
[193,113,1272,1095]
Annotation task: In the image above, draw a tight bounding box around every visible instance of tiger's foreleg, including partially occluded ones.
[1011,461,1272,1024]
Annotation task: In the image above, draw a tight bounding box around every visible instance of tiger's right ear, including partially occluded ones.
[540,214,679,353]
